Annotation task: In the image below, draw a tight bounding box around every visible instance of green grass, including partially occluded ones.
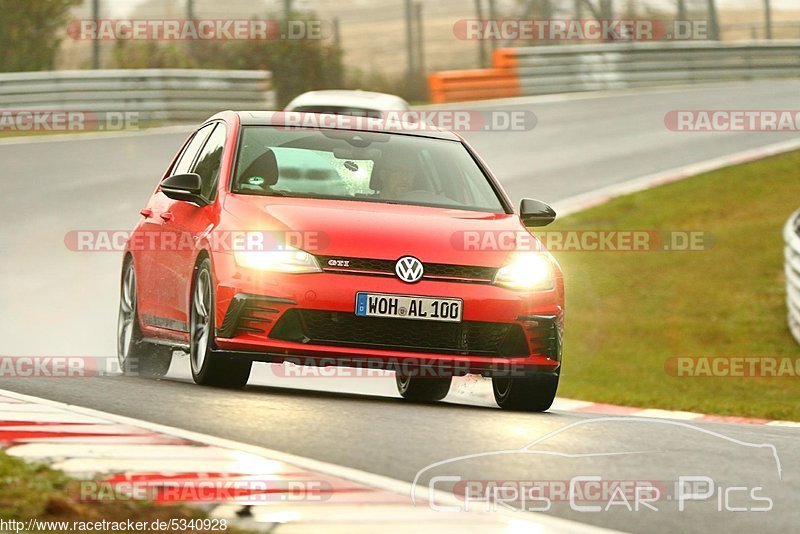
[546,150,800,421]
[0,451,244,532]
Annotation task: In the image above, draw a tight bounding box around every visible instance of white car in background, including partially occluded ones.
[284,90,411,119]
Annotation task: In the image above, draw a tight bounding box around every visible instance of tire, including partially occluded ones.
[396,374,452,402]
[492,372,559,412]
[189,257,252,389]
[117,259,173,378]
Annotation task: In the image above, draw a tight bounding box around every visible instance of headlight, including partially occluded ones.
[493,252,554,291]
[234,246,321,273]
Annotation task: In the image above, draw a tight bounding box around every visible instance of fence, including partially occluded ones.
[0,69,275,122]
[785,209,800,345]
[429,40,800,103]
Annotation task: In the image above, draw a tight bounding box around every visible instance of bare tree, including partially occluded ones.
[575,0,614,20]
[677,0,687,20]
[707,0,720,40]
[519,0,554,19]
[0,0,81,72]
[764,0,773,39]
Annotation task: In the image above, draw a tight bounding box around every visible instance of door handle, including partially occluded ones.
[140,208,153,218]
[160,212,174,222]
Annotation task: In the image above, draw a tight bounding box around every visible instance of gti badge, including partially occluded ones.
[395,256,424,283]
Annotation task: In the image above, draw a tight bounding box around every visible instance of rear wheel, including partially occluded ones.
[396,374,452,402]
[189,258,252,389]
[117,260,173,377]
[492,372,559,412]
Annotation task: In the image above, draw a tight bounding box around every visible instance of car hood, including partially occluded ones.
[223,196,537,267]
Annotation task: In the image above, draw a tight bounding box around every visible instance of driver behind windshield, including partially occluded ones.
[374,151,421,200]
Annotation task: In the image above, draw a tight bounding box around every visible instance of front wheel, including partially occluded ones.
[117,259,173,377]
[396,374,452,402]
[492,373,559,412]
[189,258,252,389]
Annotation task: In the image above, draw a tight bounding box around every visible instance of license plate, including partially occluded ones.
[355,292,463,323]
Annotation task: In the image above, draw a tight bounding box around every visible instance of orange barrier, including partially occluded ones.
[432,41,800,103]
[428,48,520,103]
[491,48,519,69]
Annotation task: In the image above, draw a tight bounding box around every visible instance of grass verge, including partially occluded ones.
[0,450,244,532]
[546,150,800,421]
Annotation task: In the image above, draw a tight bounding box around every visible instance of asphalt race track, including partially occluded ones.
[1,81,799,533]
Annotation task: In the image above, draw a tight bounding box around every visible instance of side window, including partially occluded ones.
[191,123,227,199]
[170,124,215,177]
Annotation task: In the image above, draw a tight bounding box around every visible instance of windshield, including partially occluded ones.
[232,126,506,213]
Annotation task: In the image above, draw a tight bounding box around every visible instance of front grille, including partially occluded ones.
[426,263,496,280]
[317,255,497,283]
[270,309,529,357]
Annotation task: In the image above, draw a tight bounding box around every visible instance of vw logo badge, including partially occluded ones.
[395,256,424,283]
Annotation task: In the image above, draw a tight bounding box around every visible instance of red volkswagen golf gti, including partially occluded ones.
[117,111,564,411]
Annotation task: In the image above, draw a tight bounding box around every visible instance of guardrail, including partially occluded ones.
[429,40,800,103]
[785,209,800,345]
[0,69,275,122]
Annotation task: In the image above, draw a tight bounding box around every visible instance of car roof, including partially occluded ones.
[232,111,461,141]
[284,90,410,111]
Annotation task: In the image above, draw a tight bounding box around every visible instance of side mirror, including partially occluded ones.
[160,173,206,205]
[519,198,556,227]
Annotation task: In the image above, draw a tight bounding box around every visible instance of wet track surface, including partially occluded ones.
[2,81,800,532]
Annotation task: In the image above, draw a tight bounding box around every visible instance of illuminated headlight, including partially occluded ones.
[234,246,321,273]
[493,252,554,291]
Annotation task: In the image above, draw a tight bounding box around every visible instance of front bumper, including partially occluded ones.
[212,255,563,377]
